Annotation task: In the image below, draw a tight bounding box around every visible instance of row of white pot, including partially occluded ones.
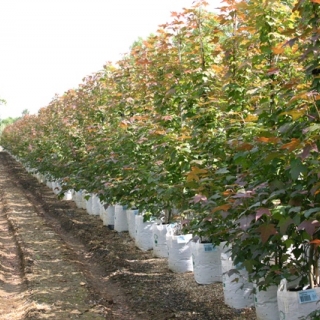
[21,163,320,320]
[100,207,259,312]
[24,173,261,316]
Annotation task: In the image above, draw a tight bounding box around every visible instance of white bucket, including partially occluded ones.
[74,190,82,208]
[126,209,139,239]
[254,283,279,320]
[91,194,100,216]
[135,215,153,251]
[167,233,193,273]
[38,173,45,184]
[53,181,62,195]
[221,254,254,309]
[51,181,56,193]
[85,194,93,215]
[191,240,223,285]
[35,173,41,183]
[277,279,320,320]
[103,205,115,228]
[152,223,169,258]
[71,189,77,202]
[114,205,128,232]
[80,191,87,210]
[46,180,52,189]
[99,201,106,221]
[62,189,73,201]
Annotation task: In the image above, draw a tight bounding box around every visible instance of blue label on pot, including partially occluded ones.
[177,235,187,244]
[298,289,318,304]
[203,244,217,252]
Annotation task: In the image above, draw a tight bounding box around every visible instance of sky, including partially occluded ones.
[0,0,222,119]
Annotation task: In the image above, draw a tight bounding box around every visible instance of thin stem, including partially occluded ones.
[309,243,315,288]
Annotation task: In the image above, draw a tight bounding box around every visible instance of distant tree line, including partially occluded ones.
[0,108,29,133]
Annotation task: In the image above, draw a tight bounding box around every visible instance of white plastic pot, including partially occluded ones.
[152,223,170,258]
[167,233,193,273]
[52,181,61,195]
[114,205,128,232]
[46,180,52,189]
[126,209,139,239]
[91,194,100,216]
[99,201,106,221]
[103,205,115,229]
[191,240,224,285]
[38,173,45,184]
[277,279,320,320]
[221,254,254,309]
[74,190,82,208]
[80,191,87,210]
[85,194,93,215]
[135,215,153,251]
[71,189,77,202]
[62,189,73,201]
[254,283,279,320]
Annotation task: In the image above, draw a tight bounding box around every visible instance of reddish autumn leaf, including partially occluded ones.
[258,224,277,243]
[237,142,254,151]
[280,138,301,152]
[272,45,284,54]
[193,194,208,204]
[256,208,271,221]
[267,67,280,76]
[310,239,320,246]
[298,220,320,236]
[256,137,280,143]
[212,204,231,213]
[222,190,234,196]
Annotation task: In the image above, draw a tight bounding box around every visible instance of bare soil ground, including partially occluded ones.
[0,151,257,320]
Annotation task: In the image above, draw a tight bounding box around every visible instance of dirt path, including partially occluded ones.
[0,153,138,319]
[0,190,28,319]
[0,151,257,320]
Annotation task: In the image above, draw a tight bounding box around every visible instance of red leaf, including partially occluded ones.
[281,138,301,152]
[258,224,277,243]
[310,239,320,247]
[267,67,280,75]
[299,143,318,160]
[298,220,320,236]
[256,208,271,221]
[256,136,280,143]
[212,204,231,213]
[193,194,207,204]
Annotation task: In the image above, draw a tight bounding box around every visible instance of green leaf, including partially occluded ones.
[215,167,229,174]
[290,159,307,180]
[278,217,294,234]
[289,206,301,213]
[303,207,320,218]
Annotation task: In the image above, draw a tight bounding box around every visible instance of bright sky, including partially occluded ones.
[0,0,221,119]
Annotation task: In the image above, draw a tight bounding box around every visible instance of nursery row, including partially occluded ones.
[14,158,317,320]
[20,160,294,320]
[2,1,320,319]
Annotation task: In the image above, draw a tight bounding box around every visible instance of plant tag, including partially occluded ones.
[203,244,217,252]
[177,235,187,244]
[298,289,318,304]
